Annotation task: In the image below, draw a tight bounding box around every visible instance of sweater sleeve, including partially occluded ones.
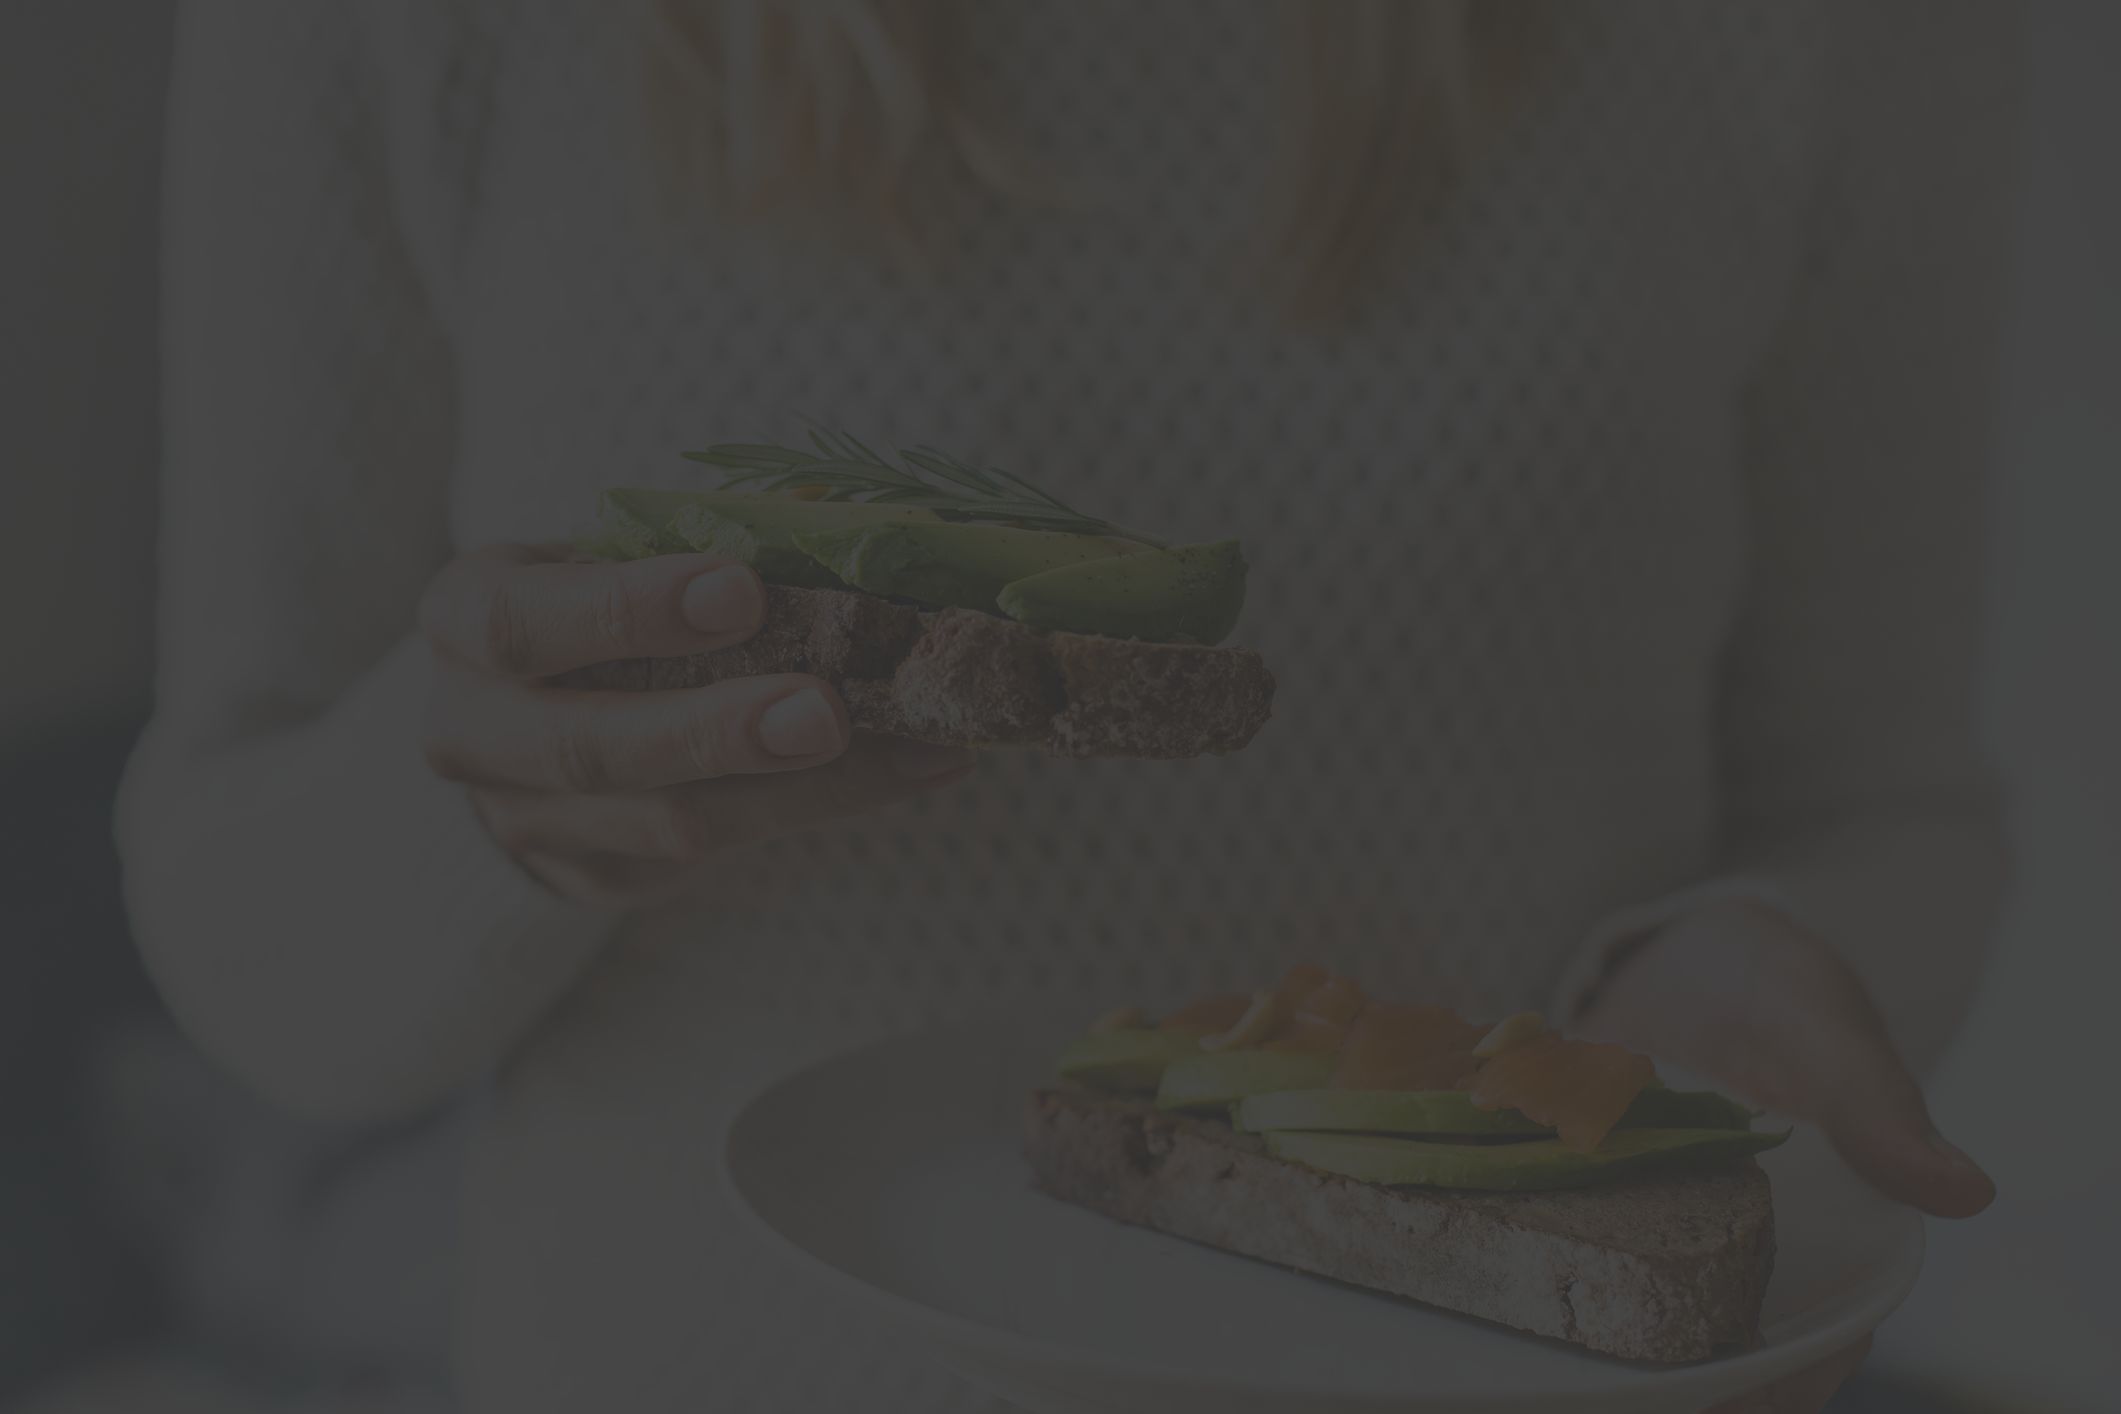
[1553,1,2024,1072]
[117,1,616,1124]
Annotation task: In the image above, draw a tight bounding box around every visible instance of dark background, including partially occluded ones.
[2,2,2114,1410]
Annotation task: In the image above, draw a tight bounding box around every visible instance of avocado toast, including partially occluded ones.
[566,433,1274,759]
[1024,970,1785,1363]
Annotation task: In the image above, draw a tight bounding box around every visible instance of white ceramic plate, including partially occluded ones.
[724,1021,1924,1414]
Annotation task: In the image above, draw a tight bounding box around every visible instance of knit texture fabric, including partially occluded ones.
[124,2,2018,1409]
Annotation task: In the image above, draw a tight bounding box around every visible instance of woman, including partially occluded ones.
[122,1,2017,1409]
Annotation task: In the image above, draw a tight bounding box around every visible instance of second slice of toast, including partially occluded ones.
[1024,1088,1775,1363]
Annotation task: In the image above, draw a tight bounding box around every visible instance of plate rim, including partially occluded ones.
[722,1022,1928,1410]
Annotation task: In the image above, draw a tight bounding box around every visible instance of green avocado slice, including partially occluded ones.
[1156,1051,1337,1112]
[996,540,1247,645]
[1239,1090,1549,1137]
[1237,1086,1759,1138]
[1264,1127,1791,1192]
[589,492,1248,645]
[591,489,941,584]
[791,522,1137,615]
[1621,1087,1759,1131]
[1055,1030,1207,1093]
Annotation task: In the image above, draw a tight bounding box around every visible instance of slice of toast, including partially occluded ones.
[562,585,1275,760]
[1023,1089,1776,1363]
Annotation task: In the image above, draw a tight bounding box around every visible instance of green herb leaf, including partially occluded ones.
[678,429,1166,545]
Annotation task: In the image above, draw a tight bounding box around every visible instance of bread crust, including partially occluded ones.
[1022,1089,1776,1363]
[564,585,1276,759]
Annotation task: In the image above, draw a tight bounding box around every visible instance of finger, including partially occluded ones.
[421,544,765,679]
[1603,914,1998,1220]
[474,736,977,861]
[430,673,858,791]
[1705,1336,1872,1413]
[1800,989,1997,1220]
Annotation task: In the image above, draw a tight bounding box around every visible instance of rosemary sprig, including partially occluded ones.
[682,424,1164,546]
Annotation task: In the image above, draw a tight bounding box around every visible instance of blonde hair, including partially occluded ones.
[644,0,1528,315]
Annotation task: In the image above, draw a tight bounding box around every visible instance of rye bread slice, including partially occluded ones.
[1022,1089,1776,1364]
[564,584,1276,760]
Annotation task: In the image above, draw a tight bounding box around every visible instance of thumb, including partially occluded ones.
[1812,1022,1995,1220]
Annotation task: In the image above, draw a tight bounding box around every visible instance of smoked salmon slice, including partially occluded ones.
[1149,974,1659,1153]
[1270,973,1368,1053]
[1159,994,1251,1036]
[1269,965,1331,1018]
[1162,967,1329,1040]
[1467,1032,1655,1153]
[1295,975,1366,1028]
[1165,968,1348,1049]
[1330,1003,1487,1091]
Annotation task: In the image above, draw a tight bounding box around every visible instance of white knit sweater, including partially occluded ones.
[124,2,2018,1409]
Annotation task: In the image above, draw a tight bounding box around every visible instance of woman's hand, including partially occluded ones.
[417,544,974,906]
[1576,898,1996,1413]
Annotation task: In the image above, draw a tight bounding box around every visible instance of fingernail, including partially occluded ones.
[890,739,977,780]
[682,565,762,637]
[758,688,844,757]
